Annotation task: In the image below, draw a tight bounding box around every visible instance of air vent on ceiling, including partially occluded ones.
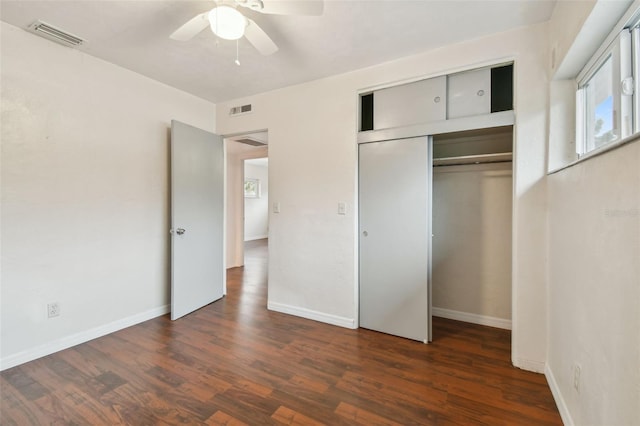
[234,138,266,146]
[28,20,85,47]
[229,104,252,116]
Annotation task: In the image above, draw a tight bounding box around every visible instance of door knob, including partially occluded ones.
[171,228,186,235]
[362,231,368,237]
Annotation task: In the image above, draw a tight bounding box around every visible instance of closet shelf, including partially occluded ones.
[433,152,512,167]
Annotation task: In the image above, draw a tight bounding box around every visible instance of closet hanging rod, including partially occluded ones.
[433,152,512,167]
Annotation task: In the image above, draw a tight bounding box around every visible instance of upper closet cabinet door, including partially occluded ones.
[374,76,446,130]
[447,68,491,119]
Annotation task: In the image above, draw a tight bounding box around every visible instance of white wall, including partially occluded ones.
[547,140,640,425]
[244,162,269,241]
[432,162,512,327]
[0,22,216,369]
[548,0,596,79]
[545,1,640,424]
[215,23,550,369]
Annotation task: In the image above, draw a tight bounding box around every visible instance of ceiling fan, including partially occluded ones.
[170,0,324,56]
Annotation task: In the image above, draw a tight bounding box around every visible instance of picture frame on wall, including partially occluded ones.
[244,178,260,198]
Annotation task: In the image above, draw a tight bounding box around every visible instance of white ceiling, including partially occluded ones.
[0,0,557,103]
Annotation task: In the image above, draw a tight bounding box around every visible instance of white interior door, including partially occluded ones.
[359,136,432,342]
[170,120,224,320]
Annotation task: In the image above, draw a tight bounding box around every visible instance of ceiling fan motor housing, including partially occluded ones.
[209,5,247,40]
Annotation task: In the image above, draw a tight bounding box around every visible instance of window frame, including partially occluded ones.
[574,5,640,158]
[575,30,633,156]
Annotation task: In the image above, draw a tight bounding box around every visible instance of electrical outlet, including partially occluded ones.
[47,302,60,318]
[573,363,581,393]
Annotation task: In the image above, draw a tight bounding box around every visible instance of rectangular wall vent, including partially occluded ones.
[28,21,84,47]
[229,104,252,115]
[234,138,266,146]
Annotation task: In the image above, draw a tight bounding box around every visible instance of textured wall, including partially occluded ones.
[1,22,216,368]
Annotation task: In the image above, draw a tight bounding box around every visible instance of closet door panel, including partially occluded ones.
[374,77,446,130]
[447,68,491,119]
[359,137,431,342]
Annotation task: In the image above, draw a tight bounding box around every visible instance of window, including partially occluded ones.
[244,178,260,198]
[575,10,639,157]
[584,55,616,150]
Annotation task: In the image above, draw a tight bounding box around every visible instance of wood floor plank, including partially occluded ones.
[0,377,55,425]
[205,410,249,426]
[2,366,50,401]
[208,387,279,425]
[0,239,562,425]
[334,402,404,426]
[271,406,325,426]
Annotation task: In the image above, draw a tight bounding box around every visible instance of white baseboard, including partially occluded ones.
[268,301,356,329]
[0,304,170,371]
[432,307,512,330]
[545,363,574,426]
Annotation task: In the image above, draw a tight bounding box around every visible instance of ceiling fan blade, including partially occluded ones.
[242,0,324,16]
[244,19,278,55]
[170,12,210,41]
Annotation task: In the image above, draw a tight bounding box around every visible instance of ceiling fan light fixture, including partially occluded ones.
[208,6,246,40]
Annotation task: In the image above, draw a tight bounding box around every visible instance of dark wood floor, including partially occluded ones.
[1,238,561,425]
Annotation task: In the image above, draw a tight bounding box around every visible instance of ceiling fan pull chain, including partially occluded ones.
[235,39,241,66]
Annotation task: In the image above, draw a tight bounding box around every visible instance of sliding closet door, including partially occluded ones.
[359,137,432,342]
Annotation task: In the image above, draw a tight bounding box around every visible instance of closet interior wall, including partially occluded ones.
[432,126,513,328]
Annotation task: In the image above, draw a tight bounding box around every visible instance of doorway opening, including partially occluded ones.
[224,131,269,271]
[431,125,513,339]
[243,157,269,263]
